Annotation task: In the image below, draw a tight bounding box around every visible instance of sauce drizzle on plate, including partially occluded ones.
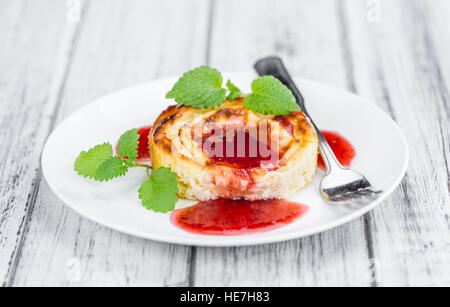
[135,125,152,162]
[116,125,152,162]
[318,131,356,170]
[171,199,309,236]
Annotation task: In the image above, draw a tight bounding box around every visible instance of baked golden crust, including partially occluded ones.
[150,98,318,201]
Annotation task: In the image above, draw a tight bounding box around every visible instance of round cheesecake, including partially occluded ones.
[149,97,318,201]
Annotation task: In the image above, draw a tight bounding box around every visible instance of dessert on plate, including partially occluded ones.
[74,66,356,235]
[150,97,318,201]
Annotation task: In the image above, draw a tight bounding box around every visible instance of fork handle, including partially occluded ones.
[254,56,345,172]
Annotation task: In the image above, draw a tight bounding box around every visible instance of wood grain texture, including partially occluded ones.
[0,0,76,286]
[10,0,211,287]
[0,0,448,287]
[342,0,450,286]
[192,0,372,287]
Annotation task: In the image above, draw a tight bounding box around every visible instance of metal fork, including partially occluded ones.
[255,57,382,202]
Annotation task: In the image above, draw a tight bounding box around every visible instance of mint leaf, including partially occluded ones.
[117,128,139,161]
[94,157,129,182]
[139,167,179,213]
[123,159,135,167]
[74,143,113,179]
[226,80,241,101]
[244,76,301,116]
[166,66,227,109]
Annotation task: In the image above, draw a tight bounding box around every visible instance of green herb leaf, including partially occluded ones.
[166,66,227,109]
[244,76,300,116]
[226,80,241,101]
[139,167,179,213]
[94,156,129,182]
[74,143,113,179]
[117,128,139,161]
[123,159,135,167]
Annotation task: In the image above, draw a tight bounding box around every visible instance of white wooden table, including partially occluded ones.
[1,0,449,287]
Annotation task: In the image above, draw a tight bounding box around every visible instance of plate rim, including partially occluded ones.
[41,75,409,247]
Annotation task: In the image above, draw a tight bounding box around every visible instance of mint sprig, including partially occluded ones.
[166,66,227,109]
[94,156,129,182]
[75,129,139,182]
[74,143,113,179]
[226,80,241,101]
[74,129,179,213]
[117,128,139,161]
[244,76,300,116]
[139,167,179,213]
[166,67,300,116]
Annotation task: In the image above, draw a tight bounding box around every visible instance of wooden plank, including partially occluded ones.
[342,0,450,286]
[11,0,212,286]
[191,0,372,287]
[0,0,77,286]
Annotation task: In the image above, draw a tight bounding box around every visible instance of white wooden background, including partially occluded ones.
[0,0,449,287]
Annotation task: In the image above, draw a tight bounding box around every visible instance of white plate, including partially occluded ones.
[42,74,409,247]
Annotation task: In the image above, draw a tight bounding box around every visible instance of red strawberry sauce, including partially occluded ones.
[171,199,309,236]
[318,131,356,170]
